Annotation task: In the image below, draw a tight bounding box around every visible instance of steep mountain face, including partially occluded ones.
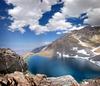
[32,45,47,53]
[33,26,100,65]
[0,48,27,74]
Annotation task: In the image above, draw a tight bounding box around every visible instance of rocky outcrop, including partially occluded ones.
[1,71,100,86]
[0,48,27,74]
[80,78,100,86]
[0,71,79,86]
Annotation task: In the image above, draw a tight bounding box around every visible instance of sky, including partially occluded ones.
[0,0,100,54]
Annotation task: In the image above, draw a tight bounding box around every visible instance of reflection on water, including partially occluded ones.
[27,56,100,82]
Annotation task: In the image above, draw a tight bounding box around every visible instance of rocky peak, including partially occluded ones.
[71,26,100,47]
[72,26,100,36]
[0,48,15,55]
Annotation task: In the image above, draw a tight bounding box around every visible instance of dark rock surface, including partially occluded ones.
[0,48,27,74]
[89,55,100,61]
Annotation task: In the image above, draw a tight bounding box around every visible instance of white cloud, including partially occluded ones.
[85,8,100,26]
[61,0,100,26]
[6,0,100,34]
[56,32,62,35]
[62,0,100,16]
[6,0,59,34]
[43,41,51,45]
[56,26,84,35]
[29,24,49,35]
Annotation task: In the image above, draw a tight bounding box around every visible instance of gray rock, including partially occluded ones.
[48,75,79,86]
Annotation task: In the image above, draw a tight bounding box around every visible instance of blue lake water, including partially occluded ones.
[27,56,100,82]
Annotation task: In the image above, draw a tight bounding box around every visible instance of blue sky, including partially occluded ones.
[0,0,63,53]
[0,0,99,54]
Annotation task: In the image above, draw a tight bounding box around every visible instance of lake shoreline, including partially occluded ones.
[27,55,100,82]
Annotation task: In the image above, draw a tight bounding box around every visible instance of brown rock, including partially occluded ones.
[48,75,79,86]
[0,71,79,86]
[80,78,100,86]
[0,48,27,74]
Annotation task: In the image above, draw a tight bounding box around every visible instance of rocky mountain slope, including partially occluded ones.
[0,48,27,74]
[32,26,100,66]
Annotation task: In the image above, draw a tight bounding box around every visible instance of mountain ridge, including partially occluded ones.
[30,26,100,66]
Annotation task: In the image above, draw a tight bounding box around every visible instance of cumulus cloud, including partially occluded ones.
[56,26,84,35]
[43,41,51,45]
[61,0,100,26]
[85,8,100,26]
[44,11,73,34]
[5,0,100,34]
[6,0,59,34]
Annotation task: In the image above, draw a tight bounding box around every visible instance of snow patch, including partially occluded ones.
[72,47,78,51]
[41,46,47,51]
[56,52,100,66]
[63,54,70,58]
[57,52,90,60]
[90,59,100,66]
[77,49,90,55]
[57,52,62,58]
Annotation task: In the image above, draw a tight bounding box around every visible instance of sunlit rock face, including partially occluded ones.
[80,78,100,86]
[0,48,27,74]
[0,71,79,86]
[32,26,100,66]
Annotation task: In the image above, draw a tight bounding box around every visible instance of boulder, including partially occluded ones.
[80,78,100,86]
[0,48,27,74]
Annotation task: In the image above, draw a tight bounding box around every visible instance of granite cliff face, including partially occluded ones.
[0,48,27,74]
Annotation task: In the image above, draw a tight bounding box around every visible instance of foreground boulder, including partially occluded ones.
[0,71,79,86]
[80,78,100,86]
[0,48,27,74]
